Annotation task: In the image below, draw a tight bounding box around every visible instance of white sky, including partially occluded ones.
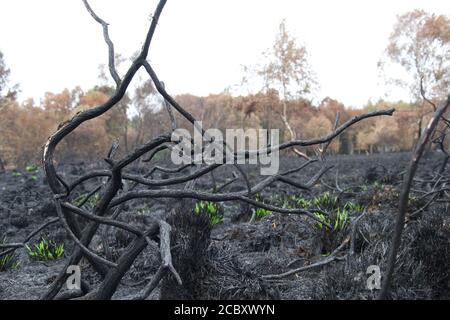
[0,0,448,107]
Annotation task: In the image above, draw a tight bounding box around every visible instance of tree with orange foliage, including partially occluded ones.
[319,98,353,154]
[41,87,83,123]
[0,51,19,169]
[380,10,450,140]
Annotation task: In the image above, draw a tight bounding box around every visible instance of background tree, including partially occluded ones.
[380,10,450,139]
[95,84,131,154]
[373,117,401,153]
[132,78,158,149]
[257,19,318,156]
[319,98,353,154]
[0,50,10,102]
[0,50,18,105]
[0,51,19,170]
[98,54,131,153]
[41,87,82,122]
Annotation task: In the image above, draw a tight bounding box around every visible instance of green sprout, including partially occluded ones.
[294,196,312,209]
[255,207,272,218]
[0,238,20,272]
[72,194,86,206]
[308,194,364,232]
[343,201,365,214]
[12,172,22,177]
[253,194,273,217]
[313,211,330,230]
[25,165,38,173]
[194,201,223,226]
[25,238,65,261]
[88,193,101,208]
[0,254,20,272]
[72,193,100,208]
[313,192,338,209]
[333,208,348,231]
[313,206,350,231]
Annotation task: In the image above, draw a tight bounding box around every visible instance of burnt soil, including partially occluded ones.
[0,152,448,300]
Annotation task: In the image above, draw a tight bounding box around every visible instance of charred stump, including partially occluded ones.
[160,201,212,299]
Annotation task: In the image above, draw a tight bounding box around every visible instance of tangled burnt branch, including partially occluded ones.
[3,0,393,300]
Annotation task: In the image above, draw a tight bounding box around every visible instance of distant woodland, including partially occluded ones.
[0,9,448,168]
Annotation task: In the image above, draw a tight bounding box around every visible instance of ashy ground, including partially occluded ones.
[0,153,448,299]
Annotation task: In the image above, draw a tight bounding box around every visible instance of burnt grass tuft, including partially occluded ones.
[160,200,212,299]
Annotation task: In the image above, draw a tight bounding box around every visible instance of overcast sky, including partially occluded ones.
[0,0,448,107]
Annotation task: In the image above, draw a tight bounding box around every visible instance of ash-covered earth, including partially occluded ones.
[0,152,448,300]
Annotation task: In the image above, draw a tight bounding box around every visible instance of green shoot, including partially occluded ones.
[25,165,38,173]
[25,238,65,261]
[0,238,20,272]
[255,207,272,218]
[194,201,223,226]
[72,193,100,208]
[313,211,330,230]
[343,201,365,213]
[313,192,338,209]
[0,254,20,272]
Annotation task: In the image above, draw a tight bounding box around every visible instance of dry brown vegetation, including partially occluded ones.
[0,87,440,169]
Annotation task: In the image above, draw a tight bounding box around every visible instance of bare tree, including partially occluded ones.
[259,20,319,158]
[379,10,450,140]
